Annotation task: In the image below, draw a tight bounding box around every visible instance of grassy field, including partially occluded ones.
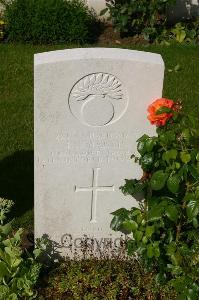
[0,43,199,224]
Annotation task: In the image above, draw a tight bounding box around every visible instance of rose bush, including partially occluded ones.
[111,98,199,299]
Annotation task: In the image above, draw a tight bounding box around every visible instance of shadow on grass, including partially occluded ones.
[0,150,33,218]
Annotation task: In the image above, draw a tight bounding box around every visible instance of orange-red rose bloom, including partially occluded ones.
[147,98,175,127]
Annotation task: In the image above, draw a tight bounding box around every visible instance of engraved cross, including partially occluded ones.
[74,168,115,223]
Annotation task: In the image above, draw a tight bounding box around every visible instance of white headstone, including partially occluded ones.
[34,48,164,258]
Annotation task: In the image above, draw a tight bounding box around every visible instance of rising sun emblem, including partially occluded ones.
[69,73,128,127]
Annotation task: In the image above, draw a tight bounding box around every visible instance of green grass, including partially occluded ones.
[0,43,198,225]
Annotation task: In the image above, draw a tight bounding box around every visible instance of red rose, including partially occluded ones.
[147,98,175,127]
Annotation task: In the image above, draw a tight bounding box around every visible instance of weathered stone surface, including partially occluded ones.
[34,48,164,258]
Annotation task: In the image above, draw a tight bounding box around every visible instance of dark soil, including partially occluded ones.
[97,24,148,46]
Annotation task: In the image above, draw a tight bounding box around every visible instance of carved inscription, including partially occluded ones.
[36,131,132,165]
[75,168,115,223]
[69,73,128,127]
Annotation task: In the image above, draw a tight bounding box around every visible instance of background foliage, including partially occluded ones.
[101,0,176,39]
[101,0,199,43]
[0,0,100,44]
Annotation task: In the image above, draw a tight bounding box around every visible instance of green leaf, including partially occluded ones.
[0,261,9,277]
[150,170,168,191]
[33,248,42,258]
[120,15,128,27]
[111,208,130,231]
[171,251,183,266]
[111,208,129,217]
[137,140,146,155]
[188,165,199,181]
[182,129,190,141]
[121,220,138,234]
[0,222,12,235]
[187,289,198,300]
[130,208,141,217]
[127,240,137,256]
[162,149,178,164]
[142,236,148,244]
[167,241,177,256]
[180,152,191,164]
[153,244,160,258]
[186,199,199,221]
[159,130,176,145]
[165,205,179,222]
[110,215,124,231]
[120,179,146,196]
[167,174,180,193]
[196,153,199,161]
[141,153,154,171]
[192,217,198,228]
[137,134,149,143]
[134,230,143,242]
[145,138,156,152]
[145,226,155,238]
[147,244,154,258]
[155,272,167,284]
[156,106,172,115]
[147,206,164,222]
[8,294,18,300]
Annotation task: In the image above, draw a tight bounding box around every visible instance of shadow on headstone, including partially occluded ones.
[37,234,64,265]
[36,233,128,262]
[0,150,34,218]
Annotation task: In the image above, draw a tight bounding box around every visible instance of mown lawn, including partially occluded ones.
[0,43,198,224]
